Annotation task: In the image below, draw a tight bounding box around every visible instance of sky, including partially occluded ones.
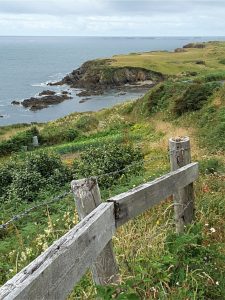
[0,0,225,36]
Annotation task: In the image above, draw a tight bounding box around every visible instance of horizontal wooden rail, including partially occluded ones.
[0,161,199,300]
[109,162,198,227]
[0,202,115,300]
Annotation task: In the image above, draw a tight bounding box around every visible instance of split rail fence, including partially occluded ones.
[0,137,199,300]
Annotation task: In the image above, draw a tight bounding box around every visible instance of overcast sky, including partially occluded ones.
[0,0,225,36]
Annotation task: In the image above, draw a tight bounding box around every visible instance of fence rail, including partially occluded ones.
[0,136,199,300]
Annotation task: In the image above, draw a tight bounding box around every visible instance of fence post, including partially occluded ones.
[169,137,195,233]
[71,177,119,285]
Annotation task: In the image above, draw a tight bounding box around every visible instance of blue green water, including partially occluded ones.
[1,36,225,125]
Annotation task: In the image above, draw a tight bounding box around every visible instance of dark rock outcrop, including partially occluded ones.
[174,48,187,53]
[12,94,72,111]
[49,59,163,96]
[183,43,206,49]
[79,97,91,103]
[38,90,56,96]
[76,90,103,97]
[11,100,20,105]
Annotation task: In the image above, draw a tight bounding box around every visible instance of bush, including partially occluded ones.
[9,168,45,201]
[147,82,186,114]
[39,126,80,145]
[173,82,220,115]
[0,128,39,156]
[198,104,225,151]
[73,143,144,188]
[75,115,99,131]
[24,151,72,184]
[219,58,225,65]
[195,72,225,83]
[0,151,72,202]
[0,164,14,197]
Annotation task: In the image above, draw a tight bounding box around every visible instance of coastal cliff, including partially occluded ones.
[50,59,164,94]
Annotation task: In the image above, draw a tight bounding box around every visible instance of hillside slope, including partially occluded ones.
[0,41,225,299]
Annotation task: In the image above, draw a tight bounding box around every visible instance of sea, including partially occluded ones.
[1,36,225,126]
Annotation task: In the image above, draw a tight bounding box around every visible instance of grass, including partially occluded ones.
[0,41,225,299]
[111,42,225,77]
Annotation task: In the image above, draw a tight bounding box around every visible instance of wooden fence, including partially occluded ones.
[0,137,199,300]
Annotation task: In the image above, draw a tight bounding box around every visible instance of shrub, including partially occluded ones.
[75,115,99,131]
[0,128,39,156]
[219,58,225,65]
[198,104,225,151]
[8,168,45,201]
[24,151,71,184]
[147,82,186,114]
[0,164,14,197]
[195,72,225,83]
[173,82,220,115]
[0,151,72,202]
[72,143,144,188]
[39,126,80,145]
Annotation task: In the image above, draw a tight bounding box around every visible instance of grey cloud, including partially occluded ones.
[0,0,225,36]
[1,0,225,16]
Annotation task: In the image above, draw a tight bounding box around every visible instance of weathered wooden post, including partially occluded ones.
[169,137,195,233]
[71,177,119,285]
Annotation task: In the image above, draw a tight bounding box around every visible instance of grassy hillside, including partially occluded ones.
[0,41,225,299]
[112,41,225,76]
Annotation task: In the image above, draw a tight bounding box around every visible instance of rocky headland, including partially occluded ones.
[49,59,164,95]
[11,59,164,111]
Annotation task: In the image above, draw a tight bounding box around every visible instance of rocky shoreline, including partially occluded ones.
[49,59,164,96]
[12,90,72,111]
[11,58,164,111]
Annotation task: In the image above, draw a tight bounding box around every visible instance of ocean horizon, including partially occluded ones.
[1,36,225,126]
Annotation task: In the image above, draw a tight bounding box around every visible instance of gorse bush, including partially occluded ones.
[147,82,176,113]
[0,151,72,202]
[75,115,99,131]
[24,151,72,186]
[173,82,220,115]
[39,126,80,145]
[9,168,44,202]
[0,163,14,196]
[0,127,39,156]
[24,151,66,179]
[73,143,144,188]
[195,71,225,83]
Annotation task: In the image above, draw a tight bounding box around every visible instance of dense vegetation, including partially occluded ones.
[0,41,225,299]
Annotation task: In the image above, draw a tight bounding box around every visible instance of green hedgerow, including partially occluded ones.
[8,168,45,202]
[75,115,99,131]
[72,143,144,188]
[0,164,14,197]
[0,128,39,156]
[173,82,220,115]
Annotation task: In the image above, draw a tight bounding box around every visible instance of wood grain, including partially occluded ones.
[0,202,115,300]
[108,162,198,227]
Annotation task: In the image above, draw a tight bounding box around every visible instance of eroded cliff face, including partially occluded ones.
[50,59,164,93]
